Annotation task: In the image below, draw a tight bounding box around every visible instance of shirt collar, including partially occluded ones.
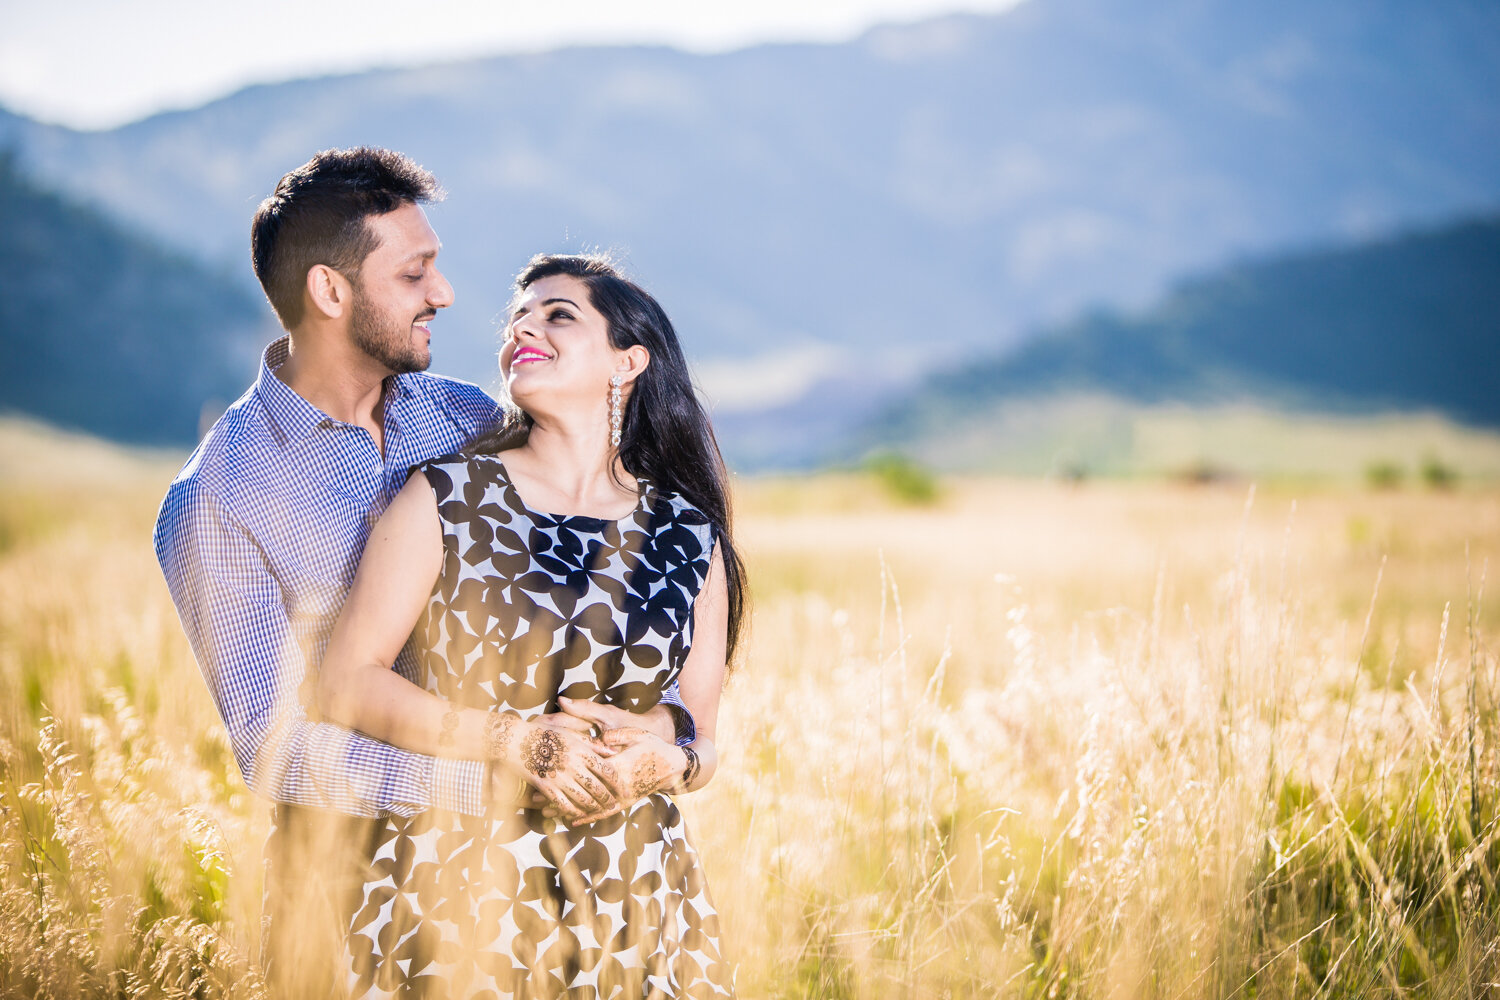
[254,336,416,448]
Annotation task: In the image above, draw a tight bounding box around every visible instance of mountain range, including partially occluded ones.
[2,0,1499,462]
[0,155,268,444]
[861,215,1500,471]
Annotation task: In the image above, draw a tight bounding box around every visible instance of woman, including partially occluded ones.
[315,254,745,998]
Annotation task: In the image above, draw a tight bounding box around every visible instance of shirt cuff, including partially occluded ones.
[433,757,489,816]
[663,703,696,747]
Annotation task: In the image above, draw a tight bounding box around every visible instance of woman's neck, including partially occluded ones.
[503,415,637,518]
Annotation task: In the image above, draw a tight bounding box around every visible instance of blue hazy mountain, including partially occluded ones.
[2,0,1498,459]
[857,215,1500,466]
[0,155,270,444]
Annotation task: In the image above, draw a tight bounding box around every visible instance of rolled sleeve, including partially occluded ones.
[658,682,697,746]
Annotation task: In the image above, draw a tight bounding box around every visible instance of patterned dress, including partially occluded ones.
[346,454,734,999]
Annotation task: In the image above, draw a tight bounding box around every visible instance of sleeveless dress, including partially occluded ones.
[345,454,734,999]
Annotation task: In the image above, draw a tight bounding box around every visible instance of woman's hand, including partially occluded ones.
[493,715,630,824]
[602,727,689,799]
[533,727,685,826]
[539,695,678,744]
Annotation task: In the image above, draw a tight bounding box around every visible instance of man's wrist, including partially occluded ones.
[484,761,530,810]
[434,756,489,816]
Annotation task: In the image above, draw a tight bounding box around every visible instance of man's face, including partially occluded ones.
[346,202,453,374]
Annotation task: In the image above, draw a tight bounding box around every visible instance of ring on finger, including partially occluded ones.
[587,722,603,740]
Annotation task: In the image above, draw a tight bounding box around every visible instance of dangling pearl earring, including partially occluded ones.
[609,375,624,447]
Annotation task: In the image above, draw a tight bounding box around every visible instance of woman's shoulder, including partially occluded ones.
[408,451,508,497]
[410,450,472,478]
[653,488,713,530]
[412,449,508,471]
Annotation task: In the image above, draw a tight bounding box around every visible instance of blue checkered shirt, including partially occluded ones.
[155,337,688,818]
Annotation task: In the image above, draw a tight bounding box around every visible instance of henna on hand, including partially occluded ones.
[578,774,609,805]
[521,728,566,778]
[631,753,671,798]
[600,726,651,751]
[483,712,519,761]
[438,708,460,748]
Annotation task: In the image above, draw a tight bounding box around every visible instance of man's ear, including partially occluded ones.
[616,345,651,385]
[305,264,353,321]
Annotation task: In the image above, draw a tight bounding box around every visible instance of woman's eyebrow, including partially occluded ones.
[511,296,582,320]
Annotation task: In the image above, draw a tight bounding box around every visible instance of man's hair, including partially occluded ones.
[250,147,442,328]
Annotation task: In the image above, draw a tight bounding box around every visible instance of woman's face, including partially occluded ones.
[501,274,627,418]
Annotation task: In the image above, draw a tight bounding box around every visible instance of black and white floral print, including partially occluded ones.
[346,454,733,999]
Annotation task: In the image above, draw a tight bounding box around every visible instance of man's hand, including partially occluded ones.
[489,764,528,809]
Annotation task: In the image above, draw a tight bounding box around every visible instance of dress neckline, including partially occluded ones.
[483,454,653,529]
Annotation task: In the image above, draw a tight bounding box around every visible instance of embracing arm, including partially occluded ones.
[152,478,487,817]
[315,470,477,755]
[316,471,630,819]
[320,473,683,750]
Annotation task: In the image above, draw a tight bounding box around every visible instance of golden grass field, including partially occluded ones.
[0,418,1496,998]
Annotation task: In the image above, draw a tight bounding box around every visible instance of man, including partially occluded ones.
[153,147,690,993]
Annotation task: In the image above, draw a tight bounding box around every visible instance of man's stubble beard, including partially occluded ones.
[348,282,432,375]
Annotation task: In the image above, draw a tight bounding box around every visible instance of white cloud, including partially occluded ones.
[1,0,1030,130]
[693,343,846,412]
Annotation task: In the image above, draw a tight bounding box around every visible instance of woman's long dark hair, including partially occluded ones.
[468,253,748,665]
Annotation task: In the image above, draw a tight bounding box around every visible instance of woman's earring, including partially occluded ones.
[609,375,624,447]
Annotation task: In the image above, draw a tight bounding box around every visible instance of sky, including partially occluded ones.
[1,0,1027,131]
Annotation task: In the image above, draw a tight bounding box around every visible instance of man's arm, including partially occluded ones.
[153,478,486,818]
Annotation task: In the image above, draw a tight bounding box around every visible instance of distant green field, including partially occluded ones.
[902,393,1500,482]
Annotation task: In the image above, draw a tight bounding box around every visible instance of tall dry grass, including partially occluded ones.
[698,478,1500,997]
[0,432,1495,997]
